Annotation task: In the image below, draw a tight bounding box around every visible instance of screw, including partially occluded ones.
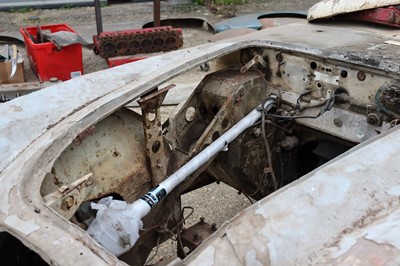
[85,178,94,186]
[63,196,74,209]
[357,71,366,81]
[367,113,380,125]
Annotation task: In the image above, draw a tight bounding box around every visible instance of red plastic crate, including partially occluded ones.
[20,24,83,82]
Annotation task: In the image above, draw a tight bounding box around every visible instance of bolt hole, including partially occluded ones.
[147,112,156,122]
[185,106,196,122]
[340,70,348,78]
[152,141,161,153]
[212,106,219,115]
[275,53,283,62]
[310,61,317,70]
[112,150,119,157]
[212,131,220,141]
[316,82,322,88]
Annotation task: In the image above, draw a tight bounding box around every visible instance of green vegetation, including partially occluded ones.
[214,0,244,4]
[9,7,32,13]
[60,2,107,9]
[193,0,204,5]
[60,4,79,9]
[193,0,244,5]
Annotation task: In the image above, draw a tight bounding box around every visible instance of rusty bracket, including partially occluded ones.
[43,173,95,220]
[138,84,175,185]
[240,54,267,73]
[177,217,217,258]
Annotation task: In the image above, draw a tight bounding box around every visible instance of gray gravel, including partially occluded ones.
[147,182,252,265]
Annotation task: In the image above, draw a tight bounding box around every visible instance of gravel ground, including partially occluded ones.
[0,1,320,265]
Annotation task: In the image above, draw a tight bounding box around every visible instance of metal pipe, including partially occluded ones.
[88,97,277,256]
[153,0,161,27]
[94,0,103,36]
[133,97,277,219]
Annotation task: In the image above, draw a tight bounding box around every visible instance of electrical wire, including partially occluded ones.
[260,102,278,191]
[267,88,338,120]
[374,85,400,119]
[296,90,311,110]
[390,119,400,128]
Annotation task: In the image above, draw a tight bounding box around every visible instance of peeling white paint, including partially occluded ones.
[314,71,339,85]
[312,174,351,206]
[4,215,40,236]
[51,236,74,247]
[189,246,215,266]
[334,233,360,258]
[245,250,263,266]
[365,210,400,250]
[388,186,400,196]
[187,127,400,265]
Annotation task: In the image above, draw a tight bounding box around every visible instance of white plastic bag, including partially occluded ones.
[87,196,143,256]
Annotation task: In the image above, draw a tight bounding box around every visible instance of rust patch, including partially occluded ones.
[331,237,399,265]
[73,126,97,146]
[325,197,400,251]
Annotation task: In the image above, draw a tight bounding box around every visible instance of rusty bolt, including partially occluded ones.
[85,178,94,186]
[333,118,342,127]
[63,196,74,209]
[357,71,366,81]
[367,113,381,126]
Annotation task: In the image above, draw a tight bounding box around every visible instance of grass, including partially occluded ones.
[193,0,245,5]
[9,7,32,13]
[214,0,244,4]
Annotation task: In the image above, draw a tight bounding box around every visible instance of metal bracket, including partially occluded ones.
[43,173,95,220]
[138,84,175,185]
[240,54,267,73]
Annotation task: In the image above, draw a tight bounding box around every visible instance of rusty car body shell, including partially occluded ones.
[0,15,400,266]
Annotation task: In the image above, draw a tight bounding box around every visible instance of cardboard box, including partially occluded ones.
[0,58,25,84]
